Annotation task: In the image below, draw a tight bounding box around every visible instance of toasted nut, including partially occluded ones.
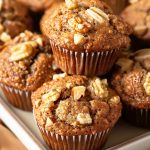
[134,25,147,36]
[68,18,77,28]
[86,9,104,24]
[42,89,61,102]
[9,44,33,62]
[144,72,150,96]
[35,99,41,108]
[45,118,53,127]
[133,49,150,61]
[129,0,139,4]
[0,24,4,34]
[116,58,134,72]
[66,83,72,89]
[65,0,78,9]
[90,7,109,21]
[0,0,3,11]
[72,86,86,101]
[0,32,11,42]
[74,33,86,45]
[109,96,120,105]
[53,73,67,80]
[35,37,43,46]
[77,24,84,30]
[77,113,92,125]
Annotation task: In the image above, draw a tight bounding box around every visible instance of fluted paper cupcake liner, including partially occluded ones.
[122,103,150,128]
[50,41,121,76]
[103,0,128,15]
[38,125,111,150]
[0,83,32,111]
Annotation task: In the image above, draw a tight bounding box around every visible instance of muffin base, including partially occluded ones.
[122,102,150,128]
[50,41,121,76]
[0,84,32,111]
[38,125,111,150]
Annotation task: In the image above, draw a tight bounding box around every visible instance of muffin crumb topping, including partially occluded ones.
[65,0,78,10]
[74,33,86,45]
[53,73,67,80]
[77,113,92,125]
[144,72,150,96]
[0,32,11,42]
[71,86,86,101]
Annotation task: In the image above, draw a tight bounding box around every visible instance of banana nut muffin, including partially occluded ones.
[111,49,150,127]
[0,30,54,111]
[32,75,122,150]
[121,0,150,43]
[16,0,63,12]
[41,0,131,76]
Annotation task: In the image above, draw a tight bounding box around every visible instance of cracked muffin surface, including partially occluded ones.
[32,75,122,135]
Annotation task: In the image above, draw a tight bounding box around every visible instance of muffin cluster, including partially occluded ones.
[0,0,149,150]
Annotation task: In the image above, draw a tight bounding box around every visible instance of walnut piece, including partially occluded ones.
[42,89,61,102]
[116,58,134,72]
[71,86,86,100]
[89,78,108,98]
[65,0,78,10]
[133,49,150,61]
[74,33,86,45]
[134,25,147,36]
[45,118,53,127]
[77,113,92,125]
[144,72,150,96]
[109,96,120,105]
[0,32,11,42]
[53,73,67,81]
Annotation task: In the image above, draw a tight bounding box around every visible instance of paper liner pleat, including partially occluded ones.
[123,103,150,128]
[0,84,32,111]
[50,41,121,76]
[38,125,111,150]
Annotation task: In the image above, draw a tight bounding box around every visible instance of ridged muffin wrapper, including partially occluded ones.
[103,0,128,15]
[0,83,32,111]
[123,102,150,128]
[38,124,111,150]
[50,40,121,76]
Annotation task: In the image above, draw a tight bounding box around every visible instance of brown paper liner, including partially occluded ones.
[50,41,121,76]
[103,0,128,15]
[0,84,32,111]
[38,125,111,150]
[122,102,150,128]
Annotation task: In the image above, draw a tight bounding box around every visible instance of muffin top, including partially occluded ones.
[111,49,150,108]
[32,75,122,135]
[0,30,54,91]
[41,0,131,52]
[0,0,33,41]
[121,0,150,41]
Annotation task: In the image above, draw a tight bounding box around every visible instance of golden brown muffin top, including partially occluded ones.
[0,30,54,91]
[32,75,122,135]
[121,0,150,41]
[41,0,131,52]
[111,49,150,108]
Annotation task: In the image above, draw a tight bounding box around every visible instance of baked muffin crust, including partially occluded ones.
[32,75,122,135]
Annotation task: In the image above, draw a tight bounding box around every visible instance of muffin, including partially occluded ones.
[16,0,63,12]
[111,49,150,128]
[102,0,128,15]
[0,30,55,111]
[121,0,150,45]
[41,0,131,76]
[32,75,122,150]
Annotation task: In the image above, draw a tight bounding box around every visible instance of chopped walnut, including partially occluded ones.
[42,89,61,102]
[134,25,147,36]
[77,113,92,125]
[71,86,86,100]
[74,33,86,45]
[88,78,108,99]
[65,0,78,10]
[0,32,11,42]
[144,72,150,96]
[53,73,67,80]
[45,118,53,127]
[109,96,120,105]
[116,58,134,72]
[133,49,150,61]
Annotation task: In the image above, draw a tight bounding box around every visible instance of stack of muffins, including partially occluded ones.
[0,0,149,150]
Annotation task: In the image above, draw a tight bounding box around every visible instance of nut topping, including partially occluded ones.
[109,96,120,105]
[42,89,61,102]
[65,0,78,10]
[133,49,150,61]
[144,72,150,96]
[134,25,147,36]
[53,73,67,80]
[77,113,92,125]
[71,86,86,101]
[0,32,11,42]
[116,58,134,72]
[45,118,53,127]
[74,33,86,45]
